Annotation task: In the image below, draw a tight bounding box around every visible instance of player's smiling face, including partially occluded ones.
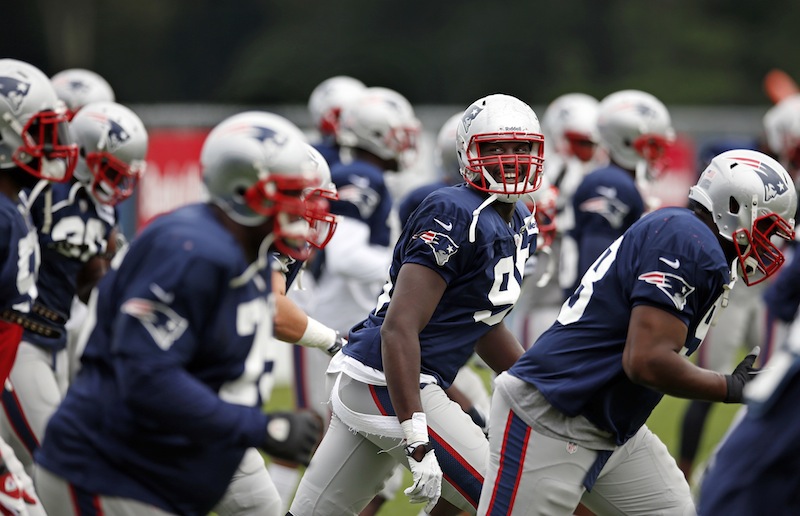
[477,140,533,185]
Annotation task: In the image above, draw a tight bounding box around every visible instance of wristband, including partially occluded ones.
[295,316,337,350]
[401,412,429,454]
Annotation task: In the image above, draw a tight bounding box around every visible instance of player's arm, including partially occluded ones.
[475,321,524,373]
[381,263,446,428]
[622,304,752,402]
[271,269,344,355]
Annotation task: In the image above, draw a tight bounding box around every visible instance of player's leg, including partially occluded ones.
[289,412,397,515]
[213,447,281,516]
[0,343,67,472]
[421,383,489,514]
[477,390,593,516]
[583,424,694,515]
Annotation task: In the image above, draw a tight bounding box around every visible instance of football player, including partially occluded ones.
[568,89,674,294]
[289,93,541,515]
[197,111,343,516]
[33,113,328,516]
[0,57,79,516]
[477,149,797,515]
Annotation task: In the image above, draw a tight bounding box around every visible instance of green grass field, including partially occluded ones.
[265,371,740,516]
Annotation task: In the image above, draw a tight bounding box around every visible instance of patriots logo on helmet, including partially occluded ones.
[89,114,131,152]
[462,104,484,133]
[635,103,658,118]
[222,124,290,147]
[638,271,696,311]
[751,160,789,201]
[414,230,459,266]
[0,76,31,113]
[67,79,90,92]
[121,296,188,351]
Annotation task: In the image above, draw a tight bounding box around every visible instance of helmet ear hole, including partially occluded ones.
[729,196,740,214]
[233,185,247,201]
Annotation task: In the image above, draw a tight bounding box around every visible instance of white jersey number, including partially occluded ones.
[557,236,622,325]
[219,296,275,407]
[50,216,108,262]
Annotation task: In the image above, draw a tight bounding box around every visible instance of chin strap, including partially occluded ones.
[469,193,497,243]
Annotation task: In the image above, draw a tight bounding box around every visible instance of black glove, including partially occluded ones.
[262,410,322,466]
[325,332,347,356]
[724,346,760,403]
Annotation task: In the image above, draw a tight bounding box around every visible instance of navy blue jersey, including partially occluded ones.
[0,194,38,313]
[26,181,116,349]
[571,164,644,287]
[329,158,392,246]
[343,185,538,388]
[510,207,730,444]
[398,181,447,228]
[35,204,272,516]
[699,355,800,515]
[313,137,342,168]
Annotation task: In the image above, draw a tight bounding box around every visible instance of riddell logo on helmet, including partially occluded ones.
[0,76,31,114]
[502,126,524,131]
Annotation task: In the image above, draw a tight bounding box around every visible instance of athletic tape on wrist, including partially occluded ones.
[296,316,337,350]
[401,412,429,446]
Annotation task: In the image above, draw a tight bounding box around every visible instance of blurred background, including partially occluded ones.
[9,0,800,106]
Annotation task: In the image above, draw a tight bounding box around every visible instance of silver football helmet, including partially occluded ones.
[542,92,600,162]
[70,101,148,206]
[308,75,366,137]
[597,89,674,177]
[456,93,545,203]
[763,94,800,171]
[51,68,115,120]
[201,111,330,259]
[336,86,421,170]
[0,59,77,182]
[689,149,797,285]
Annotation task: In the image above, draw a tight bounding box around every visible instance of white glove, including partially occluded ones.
[404,445,442,512]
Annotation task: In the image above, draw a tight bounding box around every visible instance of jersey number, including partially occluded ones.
[50,216,108,262]
[557,236,621,325]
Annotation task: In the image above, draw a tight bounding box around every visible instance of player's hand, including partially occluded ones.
[724,346,760,403]
[325,331,347,356]
[261,410,322,466]
[404,443,442,512]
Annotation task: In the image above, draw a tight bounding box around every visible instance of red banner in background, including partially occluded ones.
[137,128,210,230]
